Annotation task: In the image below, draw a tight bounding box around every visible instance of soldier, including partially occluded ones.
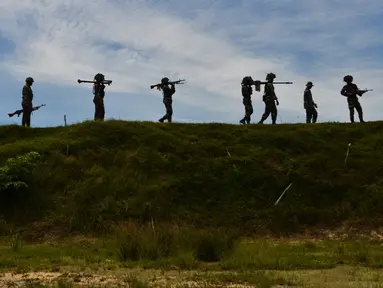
[258,72,279,124]
[239,76,254,124]
[158,77,176,123]
[21,77,34,127]
[340,75,365,123]
[93,73,106,121]
[303,81,318,123]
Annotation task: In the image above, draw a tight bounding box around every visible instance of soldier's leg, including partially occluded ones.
[166,100,173,122]
[312,107,318,123]
[305,108,311,123]
[22,103,31,127]
[22,112,27,126]
[259,103,270,123]
[245,100,253,124]
[348,107,355,123]
[348,100,355,123]
[25,110,31,127]
[354,101,364,122]
[94,103,99,120]
[161,98,173,122]
[239,99,246,124]
[159,99,168,122]
[306,107,313,124]
[100,102,105,121]
[270,102,277,124]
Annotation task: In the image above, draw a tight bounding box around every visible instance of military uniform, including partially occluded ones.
[340,75,365,123]
[303,82,318,123]
[21,77,34,127]
[259,73,278,124]
[159,77,176,123]
[240,76,254,124]
[93,73,106,121]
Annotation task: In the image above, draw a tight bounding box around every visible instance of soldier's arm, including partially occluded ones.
[303,90,309,103]
[354,84,365,96]
[268,84,277,100]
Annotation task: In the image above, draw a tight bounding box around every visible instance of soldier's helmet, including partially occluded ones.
[25,77,34,84]
[161,77,169,84]
[241,76,254,85]
[306,81,314,86]
[94,73,105,83]
[343,75,353,83]
[266,73,276,80]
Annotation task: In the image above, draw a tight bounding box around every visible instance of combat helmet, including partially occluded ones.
[94,73,105,83]
[241,76,254,86]
[25,77,34,84]
[266,72,276,81]
[343,75,353,83]
[306,81,314,86]
[161,77,169,84]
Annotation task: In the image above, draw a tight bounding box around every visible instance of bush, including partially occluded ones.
[193,229,236,262]
[0,152,42,220]
[0,152,41,192]
[116,222,237,263]
[117,222,178,262]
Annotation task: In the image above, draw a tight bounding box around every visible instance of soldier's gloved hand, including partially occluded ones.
[276,100,279,106]
[314,103,318,108]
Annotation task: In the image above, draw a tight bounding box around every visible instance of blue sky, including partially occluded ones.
[0,0,383,127]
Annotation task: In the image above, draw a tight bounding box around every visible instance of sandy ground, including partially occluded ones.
[0,266,382,288]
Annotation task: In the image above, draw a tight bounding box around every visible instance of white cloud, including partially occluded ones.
[0,0,382,124]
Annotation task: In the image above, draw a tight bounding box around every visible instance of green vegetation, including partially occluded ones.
[1,120,383,236]
[0,120,383,287]
[0,237,383,287]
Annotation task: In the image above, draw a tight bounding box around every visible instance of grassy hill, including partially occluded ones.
[0,120,383,238]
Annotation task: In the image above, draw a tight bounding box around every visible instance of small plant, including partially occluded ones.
[193,229,236,262]
[10,234,22,252]
[117,223,178,262]
[122,274,149,288]
[56,279,74,288]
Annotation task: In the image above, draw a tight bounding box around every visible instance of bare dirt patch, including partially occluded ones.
[0,266,382,287]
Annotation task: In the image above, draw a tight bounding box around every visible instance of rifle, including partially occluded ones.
[253,80,293,92]
[150,79,185,90]
[8,104,46,118]
[77,79,113,85]
[360,89,373,93]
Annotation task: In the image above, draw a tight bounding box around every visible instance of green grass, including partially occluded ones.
[0,120,383,238]
[0,235,382,272]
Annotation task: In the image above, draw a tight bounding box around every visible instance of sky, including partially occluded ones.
[0,0,382,127]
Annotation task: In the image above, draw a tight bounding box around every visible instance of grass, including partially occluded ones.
[0,241,382,287]
[0,233,382,272]
[1,120,383,286]
[0,120,383,237]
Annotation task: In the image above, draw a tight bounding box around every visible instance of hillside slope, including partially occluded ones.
[0,120,383,236]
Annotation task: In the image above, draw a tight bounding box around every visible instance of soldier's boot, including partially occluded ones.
[358,112,364,122]
[158,116,165,123]
[312,115,317,123]
[258,114,267,124]
[271,113,277,124]
[350,115,354,123]
[168,115,172,123]
[245,116,251,124]
[239,118,246,125]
